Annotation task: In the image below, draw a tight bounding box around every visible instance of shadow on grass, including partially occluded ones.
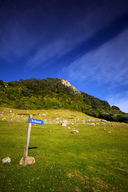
[28,147,38,149]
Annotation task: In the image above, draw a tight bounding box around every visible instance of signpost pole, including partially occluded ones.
[23,114,32,166]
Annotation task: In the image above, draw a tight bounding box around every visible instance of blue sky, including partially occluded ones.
[0,0,128,113]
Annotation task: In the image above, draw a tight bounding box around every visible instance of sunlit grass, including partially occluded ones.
[0,108,128,191]
[0,107,93,124]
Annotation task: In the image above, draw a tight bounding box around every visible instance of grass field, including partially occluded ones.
[0,107,128,192]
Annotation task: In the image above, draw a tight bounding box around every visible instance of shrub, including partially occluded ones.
[21,89,32,97]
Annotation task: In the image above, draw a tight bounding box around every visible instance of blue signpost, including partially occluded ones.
[23,115,44,166]
[29,118,44,125]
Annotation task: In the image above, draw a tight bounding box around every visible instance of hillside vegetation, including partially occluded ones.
[0,78,128,123]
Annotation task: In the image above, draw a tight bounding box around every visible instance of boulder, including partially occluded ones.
[86,123,95,125]
[71,130,79,134]
[61,120,68,126]
[19,156,35,165]
[101,119,107,122]
[90,123,95,126]
[61,122,67,126]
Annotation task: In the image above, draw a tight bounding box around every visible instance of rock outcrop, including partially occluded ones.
[60,79,79,93]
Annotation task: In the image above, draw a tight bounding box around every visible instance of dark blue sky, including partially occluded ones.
[0,0,128,112]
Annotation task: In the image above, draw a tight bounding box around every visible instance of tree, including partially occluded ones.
[21,89,32,97]
[0,80,4,87]
[112,105,120,111]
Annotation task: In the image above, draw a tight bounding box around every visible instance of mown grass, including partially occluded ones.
[0,108,128,192]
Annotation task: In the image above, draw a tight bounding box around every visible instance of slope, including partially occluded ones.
[0,78,128,123]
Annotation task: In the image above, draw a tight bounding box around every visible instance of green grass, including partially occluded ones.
[0,108,128,192]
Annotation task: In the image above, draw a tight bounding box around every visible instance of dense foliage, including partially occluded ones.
[0,78,128,123]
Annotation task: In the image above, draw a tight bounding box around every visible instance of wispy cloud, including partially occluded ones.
[1,1,128,67]
[0,20,37,63]
[117,100,128,113]
[106,91,128,113]
[26,38,74,68]
[62,29,128,88]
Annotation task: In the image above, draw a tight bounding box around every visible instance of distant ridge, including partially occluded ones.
[0,78,128,123]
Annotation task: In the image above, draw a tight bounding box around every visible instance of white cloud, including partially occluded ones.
[26,38,73,68]
[117,100,128,113]
[0,23,37,62]
[62,29,128,88]
[106,94,128,113]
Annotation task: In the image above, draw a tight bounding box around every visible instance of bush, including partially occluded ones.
[112,105,120,111]
[0,80,4,87]
[21,89,32,97]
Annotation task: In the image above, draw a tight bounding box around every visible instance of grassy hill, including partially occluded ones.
[0,107,128,191]
[0,78,128,123]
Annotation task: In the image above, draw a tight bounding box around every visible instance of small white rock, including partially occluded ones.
[2,157,11,163]
[71,130,79,134]
[61,122,67,126]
